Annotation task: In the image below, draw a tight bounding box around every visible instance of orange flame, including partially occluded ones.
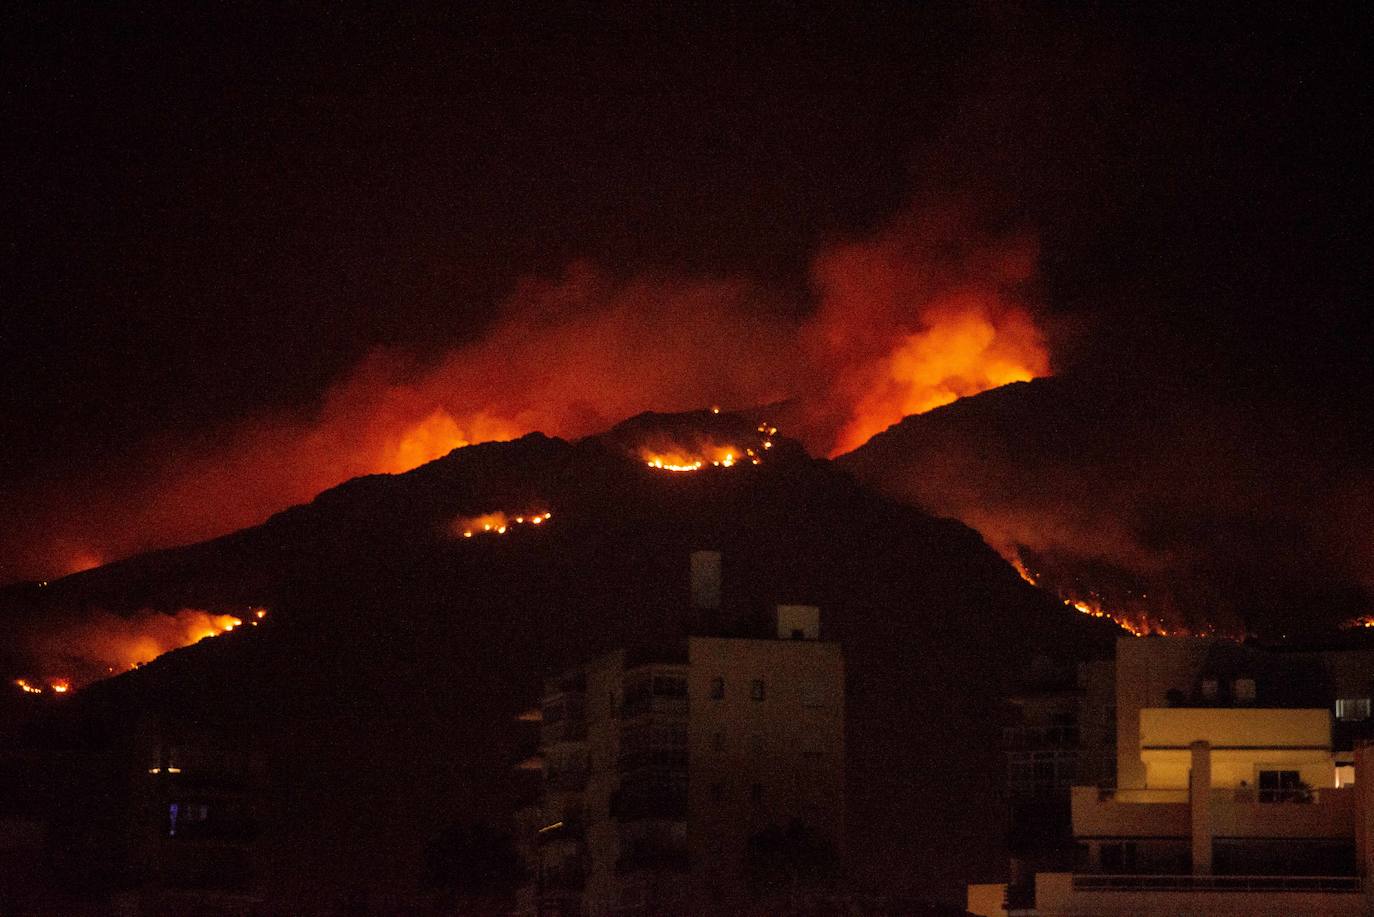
[6,204,1051,582]
[1010,552,1177,637]
[15,608,257,691]
[639,424,773,472]
[453,511,552,539]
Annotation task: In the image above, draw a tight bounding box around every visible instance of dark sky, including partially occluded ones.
[3,2,1372,585]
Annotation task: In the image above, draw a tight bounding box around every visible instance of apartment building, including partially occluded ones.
[971,635,1374,916]
[518,552,845,916]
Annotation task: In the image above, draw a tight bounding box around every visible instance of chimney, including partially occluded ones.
[690,550,722,611]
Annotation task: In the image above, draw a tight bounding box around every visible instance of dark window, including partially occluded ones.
[1234,678,1256,703]
[750,679,766,701]
[750,783,763,803]
[653,675,687,697]
[710,782,724,802]
[710,677,725,700]
[1259,770,1304,803]
[1100,841,1137,872]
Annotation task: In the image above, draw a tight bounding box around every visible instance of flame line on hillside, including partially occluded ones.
[1010,554,1178,637]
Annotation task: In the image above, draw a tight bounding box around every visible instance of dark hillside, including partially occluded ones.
[4,411,1118,908]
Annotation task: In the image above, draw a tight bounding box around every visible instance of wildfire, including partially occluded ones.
[1342,615,1374,629]
[454,511,552,539]
[13,676,73,695]
[13,607,263,694]
[1010,553,1172,638]
[640,422,774,472]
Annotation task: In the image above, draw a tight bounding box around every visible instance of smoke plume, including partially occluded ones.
[1,204,1049,583]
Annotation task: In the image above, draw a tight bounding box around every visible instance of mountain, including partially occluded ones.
[2,409,1118,908]
[836,376,1374,638]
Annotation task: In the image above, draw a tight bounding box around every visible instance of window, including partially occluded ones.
[750,782,764,804]
[653,675,687,697]
[1259,769,1304,803]
[1337,698,1371,722]
[1336,764,1356,788]
[750,679,766,702]
[1200,679,1218,700]
[710,782,724,802]
[1234,678,1256,703]
[801,682,824,708]
[710,676,725,700]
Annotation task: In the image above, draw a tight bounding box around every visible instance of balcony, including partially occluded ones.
[620,695,688,719]
[1071,874,1362,893]
[540,717,587,747]
[1210,786,1355,839]
[1004,724,1080,750]
[1073,784,1359,845]
[611,781,688,821]
[616,841,690,874]
[545,768,589,793]
[1072,787,1189,838]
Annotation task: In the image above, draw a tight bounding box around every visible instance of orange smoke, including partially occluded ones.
[16,608,251,689]
[4,202,1050,582]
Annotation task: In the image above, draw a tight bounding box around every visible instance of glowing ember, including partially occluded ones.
[15,679,43,694]
[639,421,774,472]
[1010,552,1172,638]
[453,511,552,539]
[1342,615,1374,629]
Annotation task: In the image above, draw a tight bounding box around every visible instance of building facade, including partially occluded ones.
[518,569,845,916]
[973,636,1374,916]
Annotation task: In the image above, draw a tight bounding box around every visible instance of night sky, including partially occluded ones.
[4,3,1372,612]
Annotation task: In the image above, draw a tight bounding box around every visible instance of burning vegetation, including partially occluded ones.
[1010,554,1180,638]
[639,422,776,472]
[454,511,552,538]
[4,203,1052,583]
[10,607,266,694]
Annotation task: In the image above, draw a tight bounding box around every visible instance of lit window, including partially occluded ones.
[1337,698,1371,722]
[750,679,766,702]
[1234,678,1256,703]
[1336,764,1356,788]
[710,677,725,700]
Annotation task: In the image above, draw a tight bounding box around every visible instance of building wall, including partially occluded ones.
[1034,872,1367,916]
[685,636,845,905]
[1114,637,1214,790]
[1138,707,1334,790]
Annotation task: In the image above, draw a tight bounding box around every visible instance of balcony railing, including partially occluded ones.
[1073,874,1362,893]
[540,718,588,746]
[1003,725,1080,749]
[545,769,589,792]
[616,843,690,874]
[620,695,688,719]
